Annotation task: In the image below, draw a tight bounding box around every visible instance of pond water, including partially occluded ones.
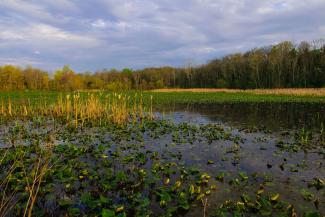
[153,103,325,216]
[155,102,325,131]
[0,102,324,216]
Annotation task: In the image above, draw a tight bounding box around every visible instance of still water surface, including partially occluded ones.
[155,103,325,216]
[156,102,325,130]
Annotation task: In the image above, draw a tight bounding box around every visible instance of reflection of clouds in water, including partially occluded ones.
[155,103,325,131]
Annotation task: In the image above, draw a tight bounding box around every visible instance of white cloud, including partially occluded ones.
[0,0,325,71]
[0,23,100,49]
[32,24,95,43]
[0,0,54,21]
[0,30,24,40]
[91,19,106,28]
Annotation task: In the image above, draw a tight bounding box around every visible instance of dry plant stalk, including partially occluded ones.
[152,88,325,96]
[21,149,52,217]
[0,92,153,125]
[0,149,21,217]
[0,145,53,217]
[0,163,17,217]
[201,197,209,217]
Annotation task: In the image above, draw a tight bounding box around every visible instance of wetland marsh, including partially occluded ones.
[0,91,324,217]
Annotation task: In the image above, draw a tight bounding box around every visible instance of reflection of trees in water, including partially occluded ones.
[156,103,325,131]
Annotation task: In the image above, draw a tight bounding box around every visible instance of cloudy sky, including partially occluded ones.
[0,0,324,72]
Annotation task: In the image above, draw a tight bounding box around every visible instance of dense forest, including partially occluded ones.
[0,40,324,91]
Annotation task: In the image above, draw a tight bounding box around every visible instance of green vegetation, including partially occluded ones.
[1,91,325,107]
[148,91,325,104]
[0,91,325,112]
[1,117,324,216]
[0,91,324,216]
[1,40,325,91]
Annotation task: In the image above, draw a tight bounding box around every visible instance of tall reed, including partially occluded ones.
[0,92,153,126]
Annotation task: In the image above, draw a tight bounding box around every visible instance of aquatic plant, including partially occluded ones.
[0,92,152,126]
[0,91,324,216]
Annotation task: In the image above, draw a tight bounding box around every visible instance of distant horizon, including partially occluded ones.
[1,1,325,72]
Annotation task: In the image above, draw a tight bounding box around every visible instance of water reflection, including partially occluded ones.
[156,103,325,131]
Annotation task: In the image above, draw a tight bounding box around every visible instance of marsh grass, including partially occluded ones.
[2,90,325,109]
[0,92,152,126]
[152,88,325,96]
[23,150,52,217]
[0,92,153,215]
[0,144,52,217]
[0,149,17,217]
[0,90,324,216]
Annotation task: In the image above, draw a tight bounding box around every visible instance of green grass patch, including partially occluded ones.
[1,90,325,106]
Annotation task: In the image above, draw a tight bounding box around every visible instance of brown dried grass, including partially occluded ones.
[151,88,325,96]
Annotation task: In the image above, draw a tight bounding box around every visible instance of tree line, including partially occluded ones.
[0,40,324,91]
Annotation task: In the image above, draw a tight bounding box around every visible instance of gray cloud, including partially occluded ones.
[0,0,324,72]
